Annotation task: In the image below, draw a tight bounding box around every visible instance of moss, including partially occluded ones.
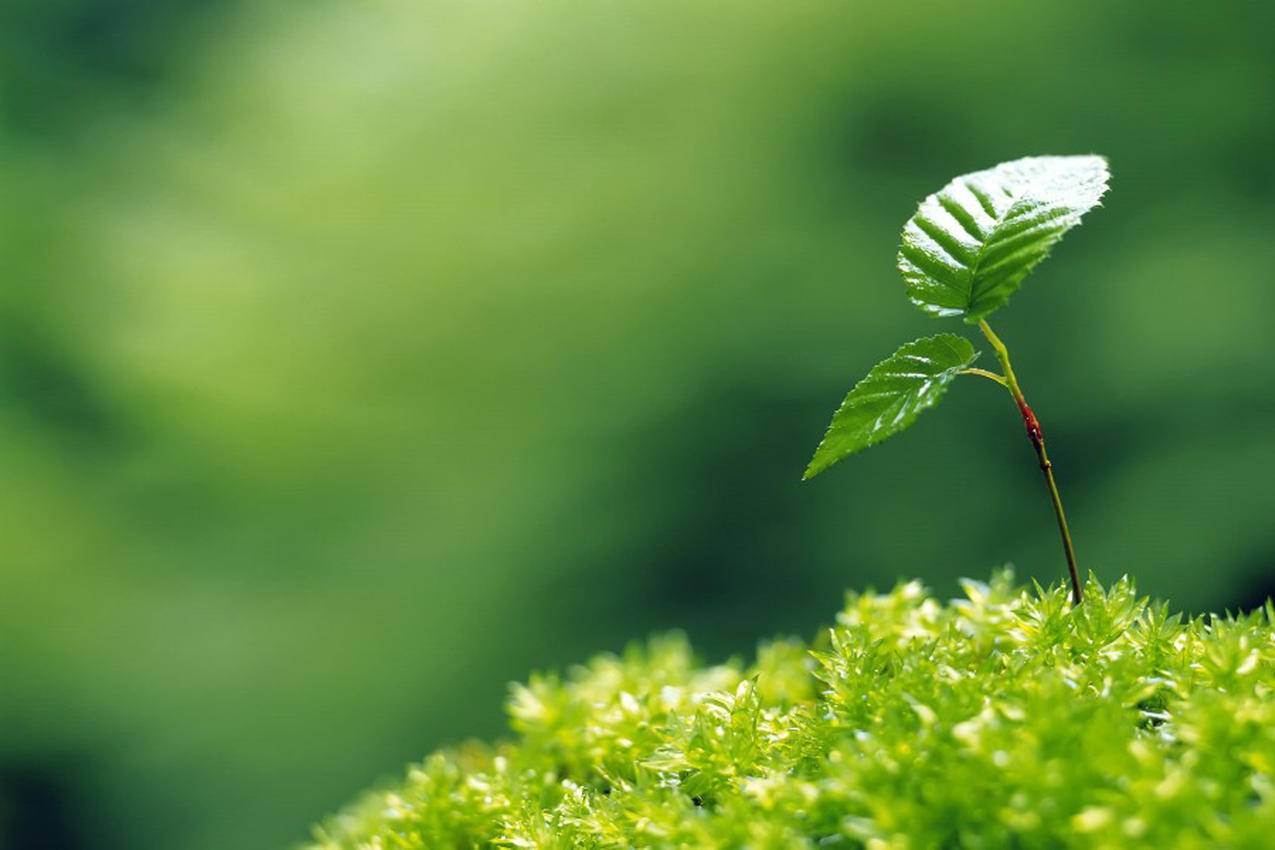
[308,573,1275,848]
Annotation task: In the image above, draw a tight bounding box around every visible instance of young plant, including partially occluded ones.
[803,155,1110,604]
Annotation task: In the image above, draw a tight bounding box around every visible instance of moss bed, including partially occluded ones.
[308,573,1275,849]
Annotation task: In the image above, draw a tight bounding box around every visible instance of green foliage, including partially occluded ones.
[899,155,1110,322]
[7,4,1274,846]
[307,574,1275,849]
[803,334,977,480]
[805,154,1108,480]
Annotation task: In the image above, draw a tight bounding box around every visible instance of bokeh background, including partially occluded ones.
[2,1,1273,847]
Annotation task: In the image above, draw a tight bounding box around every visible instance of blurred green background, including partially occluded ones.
[1,1,1273,847]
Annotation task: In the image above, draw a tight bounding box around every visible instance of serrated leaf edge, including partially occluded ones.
[899,154,1111,323]
[803,333,978,480]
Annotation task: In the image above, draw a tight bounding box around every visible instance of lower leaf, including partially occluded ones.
[803,334,977,479]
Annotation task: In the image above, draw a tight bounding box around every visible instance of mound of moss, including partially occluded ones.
[308,574,1275,848]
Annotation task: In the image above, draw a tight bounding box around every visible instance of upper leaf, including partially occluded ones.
[803,334,977,480]
[898,155,1109,322]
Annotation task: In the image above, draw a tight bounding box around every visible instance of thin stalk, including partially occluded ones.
[960,367,1009,388]
[977,320,1083,605]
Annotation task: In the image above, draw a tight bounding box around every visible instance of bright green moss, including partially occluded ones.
[308,574,1275,849]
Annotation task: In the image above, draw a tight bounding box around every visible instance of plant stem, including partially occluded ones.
[977,320,1083,605]
[960,367,1009,388]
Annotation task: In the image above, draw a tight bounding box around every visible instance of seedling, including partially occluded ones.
[804,155,1110,604]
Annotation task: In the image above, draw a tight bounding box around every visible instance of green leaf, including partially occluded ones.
[803,334,977,480]
[898,155,1109,322]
